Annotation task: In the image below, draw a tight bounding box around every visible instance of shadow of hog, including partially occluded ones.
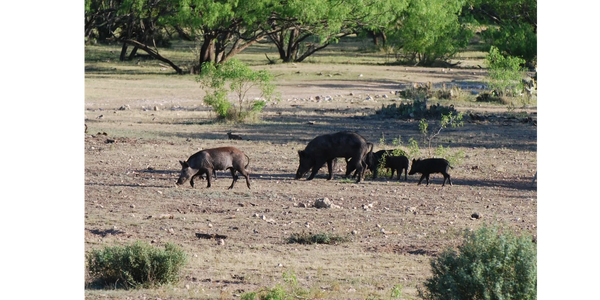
[408,158,452,186]
[176,147,250,189]
[296,131,371,183]
[227,132,244,140]
[195,169,218,181]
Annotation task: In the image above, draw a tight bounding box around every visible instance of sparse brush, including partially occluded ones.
[286,231,350,245]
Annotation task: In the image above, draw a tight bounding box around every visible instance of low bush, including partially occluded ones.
[420,224,536,300]
[86,241,187,289]
[198,59,277,123]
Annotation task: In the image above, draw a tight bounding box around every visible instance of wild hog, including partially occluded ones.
[345,143,374,179]
[296,131,371,183]
[386,155,409,181]
[176,147,250,189]
[408,158,452,186]
[366,150,393,179]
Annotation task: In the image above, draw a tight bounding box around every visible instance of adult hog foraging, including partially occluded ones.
[176,147,251,189]
[296,131,371,183]
[408,158,453,186]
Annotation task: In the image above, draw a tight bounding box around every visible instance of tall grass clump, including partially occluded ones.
[86,241,187,289]
[420,224,536,300]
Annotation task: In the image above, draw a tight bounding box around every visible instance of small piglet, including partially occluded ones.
[176,147,251,189]
[408,158,453,186]
[386,155,409,181]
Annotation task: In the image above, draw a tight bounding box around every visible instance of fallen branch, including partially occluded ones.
[121,39,183,74]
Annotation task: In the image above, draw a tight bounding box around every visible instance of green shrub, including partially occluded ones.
[421,225,537,300]
[485,46,526,97]
[241,271,310,300]
[198,59,277,123]
[86,241,187,289]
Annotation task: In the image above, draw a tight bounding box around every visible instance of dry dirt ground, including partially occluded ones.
[85,64,536,299]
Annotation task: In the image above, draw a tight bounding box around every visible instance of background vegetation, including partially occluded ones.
[85,0,536,72]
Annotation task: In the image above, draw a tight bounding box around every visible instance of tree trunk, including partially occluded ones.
[286,28,299,62]
[128,46,139,60]
[119,43,128,61]
[194,37,216,73]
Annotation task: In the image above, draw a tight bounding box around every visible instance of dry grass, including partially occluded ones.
[85,42,536,299]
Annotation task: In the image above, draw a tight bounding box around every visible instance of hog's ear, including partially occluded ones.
[179,160,188,167]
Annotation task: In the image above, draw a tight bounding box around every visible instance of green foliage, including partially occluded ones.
[86,241,187,289]
[421,224,537,300]
[465,0,537,66]
[259,285,290,300]
[407,137,421,159]
[268,0,408,62]
[241,270,311,300]
[419,112,464,156]
[198,59,277,122]
[391,0,472,66]
[390,284,403,299]
[240,292,258,300]
[435,145,465,167]
[377,83,460,119]
[286,231,350,245]
[485,46,526,96]
[378,100,460,120]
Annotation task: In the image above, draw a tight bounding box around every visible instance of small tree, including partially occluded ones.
[419,112,463,156]
[421,224,537,300]
[485,46,526,97]
[198,59,277,122]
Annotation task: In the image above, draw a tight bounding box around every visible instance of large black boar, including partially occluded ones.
[296,131,371,183]
[176,147,251,189]
[408,158,452,186]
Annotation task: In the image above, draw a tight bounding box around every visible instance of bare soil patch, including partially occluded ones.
[85,63,536,299]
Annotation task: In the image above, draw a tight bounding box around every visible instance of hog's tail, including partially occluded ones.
[244,153,250,169]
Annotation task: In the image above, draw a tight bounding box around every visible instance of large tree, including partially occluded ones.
[85,0,184,73]
[390,0,472,66]
[170,0,275,73]
[266,0,407,63]
[464,0,537,67]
